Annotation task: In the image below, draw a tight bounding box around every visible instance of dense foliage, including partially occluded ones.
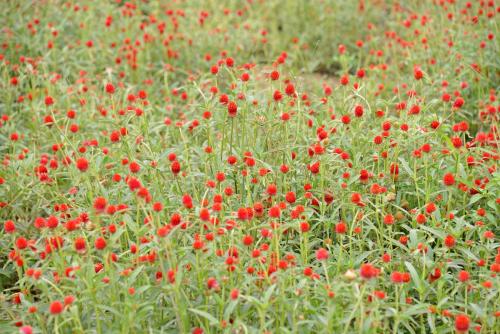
[0,1,499,333]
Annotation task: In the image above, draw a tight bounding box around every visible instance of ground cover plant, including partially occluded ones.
[0,0,499,333]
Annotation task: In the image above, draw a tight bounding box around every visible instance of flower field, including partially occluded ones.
[0,1,499,333]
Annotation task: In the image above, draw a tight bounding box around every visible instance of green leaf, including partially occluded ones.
[262,284,276,307]
[188,308,219,325]
[468,194,483,206]
[405,261,424,293]
[469,303,486,318]
[223,300,238,319]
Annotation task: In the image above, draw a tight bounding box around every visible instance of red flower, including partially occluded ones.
[105,83,115,94]
[443,173,455,186]
[340,75,349,85]
[93,197,107,212]
[207,277,218,289]
[49,300,64,315]
[20,326,33,334]
[458,270,470,282]
[351,193,361,204]
[273,90,282,101]
[171,161,181,174]
[285,191,296,203]
[315,248,329,261]
[335,222,347,234]
[129,162,141,173]
[4,220,16,233]
[94,237,107,250]
[227,101,238,117]
[241,72,250,81]
[429,268,441,282]
[453,97,465,108]
[150,202,162,212]
[45,96,54,106]
[341,115,351,124]
[390,163,399,177]
[225,57,234,67]
[266,184,277,196]
[47,216,59,228]
[454,314,470,332]
[199,208,210,221]
[74,237,86,253]
[383,214,394,225]
[15,237,28,250]
[354,105,364,117]
[76,157,89,172]
[285,83,295,96]
[308,161,320,174]
[230,288,239,300]
[182,194,193,209]
[360,263,379,279]
[390,271,410,283]
[268,206,281,218]
[414,66,423,80]
[242,235,253,246]
[64,295,75,305]
[444,235,455,248]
